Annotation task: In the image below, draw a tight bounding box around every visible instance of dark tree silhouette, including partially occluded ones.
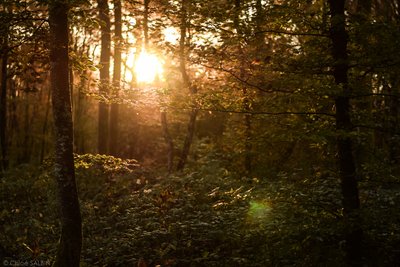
[97,0,111,154]
[49,0,82,265]
[0,4,9,171]
[109,0,122,156]
[176,0,198,171]
[329,0,363,265]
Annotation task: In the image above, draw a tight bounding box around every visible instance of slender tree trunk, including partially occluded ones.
[0,48,8,171]
[40,88,51,163]
[73,42,83,154]
[329,0,362,266]
[0,3,11,171]
[177,109,197,171]
[144,0,150,48]
[178,0,190,90]
[352,0,373,176]
[161,111,174,173]
[243,91,252,173]
[176,0,198,171]
[74,72,87,154]
[97,0,111,154]
[235,0,252,173]
[74,44,91,154]
[109,0,122,156]
[387,79,400,164]
[21,101,31,163]
[74,77,83,154]
[9,79,17,157]
[356,0,371,15]
[49,0,82,266]
[69,61,74,107]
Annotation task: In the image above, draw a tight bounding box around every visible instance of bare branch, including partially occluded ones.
[198,62,294,94]
[169,106,336,117]
[255,29,329,38]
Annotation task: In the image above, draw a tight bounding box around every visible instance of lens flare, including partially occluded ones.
[247,200,271,224]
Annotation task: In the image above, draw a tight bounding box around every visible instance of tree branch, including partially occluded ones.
[169,106,335,117]
[349,93,400,99]
[7,19,47,51]
[255,29,329,38]
[198,62,294,94]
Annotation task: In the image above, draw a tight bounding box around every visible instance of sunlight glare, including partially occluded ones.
[134,50,163,83]
[163,27,180,44]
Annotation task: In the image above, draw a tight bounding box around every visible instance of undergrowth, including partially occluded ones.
[1,154,399,266]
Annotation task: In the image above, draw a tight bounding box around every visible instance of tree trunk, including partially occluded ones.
[74,75,84,154]
[235,0,252,173]
[109,0,122,156]
[177,109,197,171]
[176,0,197,171]
[9,79,17,159]
[40,88,51,163]
[328,0,363,265]
[161,111,174,173]
[144,0,150,47]
[243,95,252,173]
[49,1,82,266]
[0,47,8,171]
[387,79,400,164]
[97,0,111,154]
[74,44,91,154]
[20,101,32,163]
[0,2,12,172]
[356,0,371,15]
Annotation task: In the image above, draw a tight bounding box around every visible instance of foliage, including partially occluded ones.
[0,164,59,262]
[2,0,400,266]
[1,155,400,266]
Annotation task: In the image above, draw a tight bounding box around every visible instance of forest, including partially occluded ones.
[1,0,400,266]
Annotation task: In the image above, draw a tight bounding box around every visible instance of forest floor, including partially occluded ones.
[1,154,400,266]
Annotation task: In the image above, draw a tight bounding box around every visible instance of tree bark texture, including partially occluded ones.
[49,0,82,266]
[97,0,111,154]
[109,0,122,156]
[329,0,362,265]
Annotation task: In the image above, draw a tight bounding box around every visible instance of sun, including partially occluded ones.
[134,50,163,83]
